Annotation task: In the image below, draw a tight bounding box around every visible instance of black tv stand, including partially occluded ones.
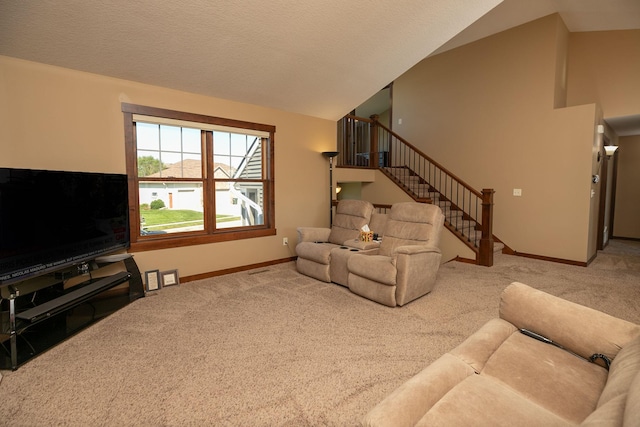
[0,255,144,370]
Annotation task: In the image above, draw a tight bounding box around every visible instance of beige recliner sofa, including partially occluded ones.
[296,199,383,286]
[348,202,444,307]
[361,282,640,426]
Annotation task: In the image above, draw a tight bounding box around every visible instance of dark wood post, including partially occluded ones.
[478,188,495,267]
[370,115,379,168]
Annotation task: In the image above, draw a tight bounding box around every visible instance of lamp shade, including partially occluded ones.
[604,145,618,156]
[322,151,339,158]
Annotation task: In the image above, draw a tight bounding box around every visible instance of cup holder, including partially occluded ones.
[350,248,358,251]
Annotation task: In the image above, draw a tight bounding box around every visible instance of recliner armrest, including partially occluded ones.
[500,282,640,363]
[296,227,331,244]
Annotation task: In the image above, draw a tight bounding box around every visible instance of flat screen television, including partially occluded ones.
[0,167,130,286]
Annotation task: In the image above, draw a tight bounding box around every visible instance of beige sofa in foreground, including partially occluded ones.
[362,282,640,426]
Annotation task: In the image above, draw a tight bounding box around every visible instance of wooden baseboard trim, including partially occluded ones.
[611,236,640,242]
[180,257,297,283]
[451,256,476,265]
[512,251,587,267]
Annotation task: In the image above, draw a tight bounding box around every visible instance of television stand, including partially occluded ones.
[0,255,144,370]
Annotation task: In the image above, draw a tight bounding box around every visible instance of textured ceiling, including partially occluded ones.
[1,0,639,122]
[0,0,502,120]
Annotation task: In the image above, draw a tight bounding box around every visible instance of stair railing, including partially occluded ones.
[337,114,494,266]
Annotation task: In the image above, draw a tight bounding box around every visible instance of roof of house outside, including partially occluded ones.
[147,159,233,179]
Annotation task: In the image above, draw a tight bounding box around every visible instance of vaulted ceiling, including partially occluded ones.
[1,0,639,122]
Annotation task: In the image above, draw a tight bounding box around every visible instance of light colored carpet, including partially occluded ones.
[1,239,639,426]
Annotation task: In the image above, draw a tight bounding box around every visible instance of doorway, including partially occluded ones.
[597,137,618,250]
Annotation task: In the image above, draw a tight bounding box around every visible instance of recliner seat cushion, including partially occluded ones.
[348,254,397,286]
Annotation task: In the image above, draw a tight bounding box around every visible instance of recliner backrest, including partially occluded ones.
[327,200,374,245]
[378,202,444,257]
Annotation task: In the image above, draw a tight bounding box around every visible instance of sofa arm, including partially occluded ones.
[394,246,442,306]
[296,227,331,244]
[500,282,640,363]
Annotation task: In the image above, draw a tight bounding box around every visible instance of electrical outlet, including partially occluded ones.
[283,237,288,246]
[513,188,522,197]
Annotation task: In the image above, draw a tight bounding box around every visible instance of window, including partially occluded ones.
[122,103,275,251]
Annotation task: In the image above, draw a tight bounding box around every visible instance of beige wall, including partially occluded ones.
[0,56,336,279]
[567,30,640,118]
[391,14,599,263]
[567,29,640,240]
[614,135,640,238]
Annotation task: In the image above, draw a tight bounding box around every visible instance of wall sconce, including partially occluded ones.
[604,145,618,157]
[322,151,339,226]
[596,124,619,157]
[336,185,342,194]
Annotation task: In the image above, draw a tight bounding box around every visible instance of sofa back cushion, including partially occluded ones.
[368,212,387,237]
[328,200,374,245]
[499,282,640,363]
[379,202,443,257]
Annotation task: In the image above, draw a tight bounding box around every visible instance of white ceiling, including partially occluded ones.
[1,0,639,123]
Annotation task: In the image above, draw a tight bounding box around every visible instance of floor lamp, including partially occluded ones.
[322,151,339,227]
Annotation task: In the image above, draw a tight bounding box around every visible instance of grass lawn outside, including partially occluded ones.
[141,208,240,231]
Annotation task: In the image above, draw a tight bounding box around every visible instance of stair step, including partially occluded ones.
[408,185,431,195]
[441,208,464,219]
[448,218,476,230]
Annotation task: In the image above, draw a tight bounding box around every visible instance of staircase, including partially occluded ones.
[338,114,501,266]
[383,166,503,253]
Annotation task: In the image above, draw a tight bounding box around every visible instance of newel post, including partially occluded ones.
[370,115,379,168]
[479,188,495,267]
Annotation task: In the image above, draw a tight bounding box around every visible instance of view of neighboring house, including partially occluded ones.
[139,138,264,230]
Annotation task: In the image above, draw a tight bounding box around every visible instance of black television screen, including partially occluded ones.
[0,168,130,285]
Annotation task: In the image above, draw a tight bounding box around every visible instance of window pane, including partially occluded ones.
[160,152,183,177]
[139,181,204,235]
[182,128,201,154]
[137,151,163,177]
[231,133,248,156]
[216,181,264,229]
[160,125,182,152]
[213,131,231,155]
[235,140,263,179]
[136,122,160,150]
